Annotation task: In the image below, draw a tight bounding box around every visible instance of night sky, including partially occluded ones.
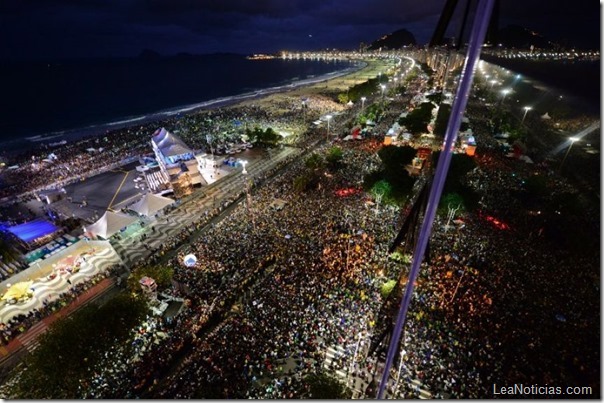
[0,0,599,60]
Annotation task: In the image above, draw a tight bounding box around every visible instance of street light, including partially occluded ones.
[240,159,248,175]
[348,328,366,390]
[326,114,332,137]
[521,106,532,124]
[489,79,497,89]
[500,88,511,103]
[559,137,579,172]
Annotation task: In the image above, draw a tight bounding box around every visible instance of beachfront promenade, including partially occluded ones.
[111,145,301,266]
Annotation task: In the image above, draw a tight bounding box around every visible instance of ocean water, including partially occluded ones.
[0,54,357,155]
[482,56,600,113]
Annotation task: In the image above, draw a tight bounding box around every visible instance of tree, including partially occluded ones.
[434,103,452,137]
[363,169,414,206]
[426,92,443,105]
[439,192,465,215]
[389,251,412,264]
[293,173,319,193]
[304,372,352,399]
[12,294,148,398]
[418,62,434,77]
[444,202,461,231]
[370,180,392,211]
[325,146,344,169]
[293,175,310,193]
[362,103,385,124]
[362,170,384,193]
[380,279,397,298]
[432,152,476,193]
[399,102,435,135]
[404,69,418,83]
[394,85,406,97]
[258,127,280,145]
[305,153,324,170]
[432,153,478,211]
[248,126,281,146]
[362,146,417,206]
[245,127,262,143]
[378,145,416,171]
[523,174,548,198]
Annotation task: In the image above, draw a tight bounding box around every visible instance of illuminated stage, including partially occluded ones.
[5,219,60,243]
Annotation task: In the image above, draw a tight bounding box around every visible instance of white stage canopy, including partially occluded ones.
[130,193,175,217]
[85,211,137,239]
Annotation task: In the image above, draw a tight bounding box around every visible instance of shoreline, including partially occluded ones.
[1,60,368,160]
[0,57,390,204]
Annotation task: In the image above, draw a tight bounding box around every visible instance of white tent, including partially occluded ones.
[130,193,174,217]
[152,127,194,158]
[85,211,137,239]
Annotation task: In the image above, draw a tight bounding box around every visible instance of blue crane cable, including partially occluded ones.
[376,0,496,398]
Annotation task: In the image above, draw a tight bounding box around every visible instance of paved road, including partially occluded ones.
[109,146,300,267]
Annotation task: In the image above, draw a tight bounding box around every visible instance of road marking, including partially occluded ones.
[107,171,130,210]
[111,192,143,210]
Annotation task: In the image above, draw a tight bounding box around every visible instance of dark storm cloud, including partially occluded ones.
[0,0,598,60]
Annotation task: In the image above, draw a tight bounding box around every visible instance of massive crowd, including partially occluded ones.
[77,103,597,398]
[0,62,599,399]
[150,136,399,399]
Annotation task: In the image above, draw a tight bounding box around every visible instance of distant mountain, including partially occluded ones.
[368,28,416,50]
[496,25,558,49]
[174,52,195,60]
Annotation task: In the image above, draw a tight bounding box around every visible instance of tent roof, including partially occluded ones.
[130,193,174,216]
[152,127,193,157]
[85,211,137,239]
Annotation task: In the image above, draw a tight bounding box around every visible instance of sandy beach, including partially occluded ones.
[0,57,393,203]
[238,59,388,111]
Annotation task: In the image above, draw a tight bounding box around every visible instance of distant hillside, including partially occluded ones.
[497,25,558,49]
[368,28,416,50]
